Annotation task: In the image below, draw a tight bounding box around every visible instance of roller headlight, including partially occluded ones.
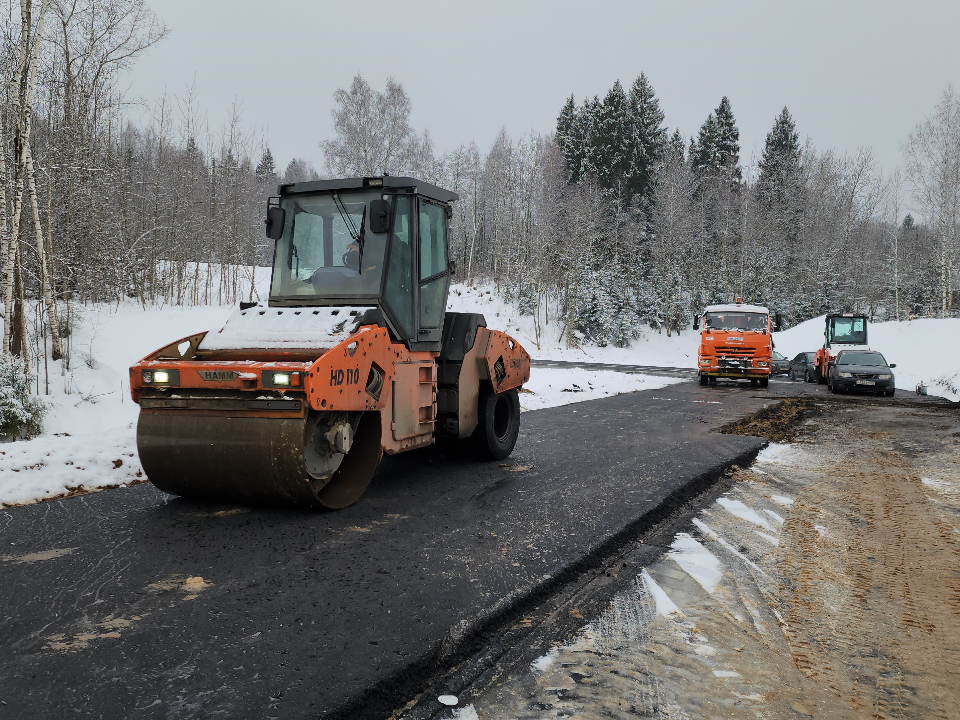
[263,371,300,388]
[141,368,179,385]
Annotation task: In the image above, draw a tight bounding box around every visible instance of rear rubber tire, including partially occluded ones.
[474,387,520,460]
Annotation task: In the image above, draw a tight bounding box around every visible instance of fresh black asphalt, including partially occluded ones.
[0,383,774,719]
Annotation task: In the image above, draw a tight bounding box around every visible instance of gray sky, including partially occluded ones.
[126,0,960,178]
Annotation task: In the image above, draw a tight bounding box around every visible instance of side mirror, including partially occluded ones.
[692,314,699,331]
[369,199,391,234]
[889,363,896,368]
[265,205,285,240]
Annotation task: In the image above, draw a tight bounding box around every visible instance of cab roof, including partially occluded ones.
[278,176,459,204]
[704,303,769,314]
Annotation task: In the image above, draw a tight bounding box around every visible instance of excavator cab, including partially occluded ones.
[266,176,456,351]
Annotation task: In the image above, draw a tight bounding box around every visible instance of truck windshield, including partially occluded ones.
[838,352,887,366]
[828,317,867,344]
[704,312,768,331]
[270,190,387,301]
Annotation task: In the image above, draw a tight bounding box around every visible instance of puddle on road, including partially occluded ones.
[456,405,960,719]
[2,547,76,563]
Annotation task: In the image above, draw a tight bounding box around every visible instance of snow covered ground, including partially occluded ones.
[0,279,682,508]
[773,315,960,401]
[3,278,958,507]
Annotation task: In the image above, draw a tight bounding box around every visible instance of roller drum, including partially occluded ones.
[137,411,382,509]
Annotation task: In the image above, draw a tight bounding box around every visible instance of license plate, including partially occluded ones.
[856,380,875,385]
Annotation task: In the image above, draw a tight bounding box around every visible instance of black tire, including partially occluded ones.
[885,389,895,397]
[699,373,709,386]
[474,387,520,460]
[760,377,769,388]
[828,375,838,393]
[788,369,795,381]
[751,378,759,386]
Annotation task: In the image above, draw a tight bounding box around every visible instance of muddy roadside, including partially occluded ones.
[427,396,960,720]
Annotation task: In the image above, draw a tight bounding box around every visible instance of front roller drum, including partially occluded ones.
[137,411,382,510]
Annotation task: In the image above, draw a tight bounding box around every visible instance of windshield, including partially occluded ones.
[828,317,867,344]
[270,190,387,301]
[838,352,888,366]
[704,312,768,331]
[773,351,784,360]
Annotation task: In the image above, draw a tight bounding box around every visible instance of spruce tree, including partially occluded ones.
[691,98,741,183]
[757,107,801,207]
[714,96,740,180]
[586,81,632,190]
[626,73,668,207]
[256,147,278,185]
[556,95,582,183]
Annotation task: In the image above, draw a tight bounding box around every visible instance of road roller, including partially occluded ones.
[129,176,530,509]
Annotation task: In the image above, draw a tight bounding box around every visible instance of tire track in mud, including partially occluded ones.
[444,403,960,720]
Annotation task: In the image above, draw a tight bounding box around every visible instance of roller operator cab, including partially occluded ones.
[693,298,776,387]
[129,177,531,509]
[813,313,869,384]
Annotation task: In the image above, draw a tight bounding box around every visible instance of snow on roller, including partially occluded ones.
[129,176,530,509]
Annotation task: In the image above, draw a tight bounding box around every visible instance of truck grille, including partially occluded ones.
[716,346,756,356]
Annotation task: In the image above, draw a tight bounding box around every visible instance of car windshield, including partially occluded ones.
[838,352,888,366]
[806,352,816,361]
[773,352,784,360]
[270,190,387,301]
[704,312,768,331]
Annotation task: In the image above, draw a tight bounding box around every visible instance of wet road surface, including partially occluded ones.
[0,382,774,719]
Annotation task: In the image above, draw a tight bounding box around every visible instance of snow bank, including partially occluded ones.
[519,368,683,411]
[668,533,724,594]
[446,284,699,367]
[774,315,960,401]
[0,281,684,507]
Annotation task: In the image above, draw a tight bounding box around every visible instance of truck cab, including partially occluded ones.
[694,299,774,387]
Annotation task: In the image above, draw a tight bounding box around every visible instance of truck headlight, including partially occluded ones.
[700,359,711,365]
[757,361,769,367]
[839,372,852,378]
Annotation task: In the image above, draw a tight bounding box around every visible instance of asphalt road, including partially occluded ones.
[1,383,781,719]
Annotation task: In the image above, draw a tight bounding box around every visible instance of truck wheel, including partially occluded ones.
[760,377,769,388]
[699,373,708,386]
[474,387,520,460]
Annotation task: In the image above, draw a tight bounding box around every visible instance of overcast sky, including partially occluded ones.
[125,0,959,179]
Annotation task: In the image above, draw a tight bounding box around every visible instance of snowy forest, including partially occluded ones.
[1,0,959,375]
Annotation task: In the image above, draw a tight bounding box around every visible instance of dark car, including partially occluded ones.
[788,351,817,381]
[828,350,896,396]
[771,351,790,376]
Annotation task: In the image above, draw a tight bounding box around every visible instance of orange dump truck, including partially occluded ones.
[693,299,776,387]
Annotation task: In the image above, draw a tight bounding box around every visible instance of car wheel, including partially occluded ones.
[788,369,795,381]
[885,389,895,397]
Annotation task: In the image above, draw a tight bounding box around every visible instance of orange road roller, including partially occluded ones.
[129,176,530,509]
